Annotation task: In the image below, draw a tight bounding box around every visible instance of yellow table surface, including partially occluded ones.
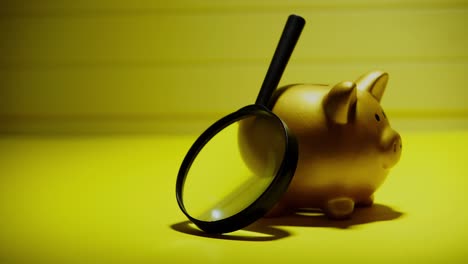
[1,131,467,263]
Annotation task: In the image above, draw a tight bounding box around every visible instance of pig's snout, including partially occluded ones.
[381,129,402,169]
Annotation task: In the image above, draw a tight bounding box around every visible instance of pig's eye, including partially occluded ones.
[375,113,381,121]
[382,111,387,119]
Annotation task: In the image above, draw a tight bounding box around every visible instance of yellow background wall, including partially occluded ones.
[1,0,467,133]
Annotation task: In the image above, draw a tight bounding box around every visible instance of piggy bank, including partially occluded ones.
[239,70,402,219]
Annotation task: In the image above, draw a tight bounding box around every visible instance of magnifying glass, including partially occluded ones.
[176,14,305,234]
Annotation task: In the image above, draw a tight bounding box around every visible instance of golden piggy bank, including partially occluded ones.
[239,70,402,219]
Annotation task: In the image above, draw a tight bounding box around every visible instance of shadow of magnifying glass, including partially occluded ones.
[170,203,404,241]
[170,220,290,242]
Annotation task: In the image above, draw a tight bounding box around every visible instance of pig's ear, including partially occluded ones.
[355,71,388,102]
[323,81,357,124]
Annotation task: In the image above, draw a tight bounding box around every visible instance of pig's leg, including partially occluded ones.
[323,197,355,219]
[356,194,374,207]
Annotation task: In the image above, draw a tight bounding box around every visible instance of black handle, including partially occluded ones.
[255,14,306,107]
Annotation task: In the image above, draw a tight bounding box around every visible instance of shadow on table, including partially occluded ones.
[170,203,404,241]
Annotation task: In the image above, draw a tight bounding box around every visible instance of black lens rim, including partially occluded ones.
[176,104,298,234]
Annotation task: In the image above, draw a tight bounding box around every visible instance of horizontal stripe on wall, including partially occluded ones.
[1,9,467,63]
[1,62,466,115]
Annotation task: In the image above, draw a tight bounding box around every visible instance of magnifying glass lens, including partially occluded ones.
[182,112,286,222]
